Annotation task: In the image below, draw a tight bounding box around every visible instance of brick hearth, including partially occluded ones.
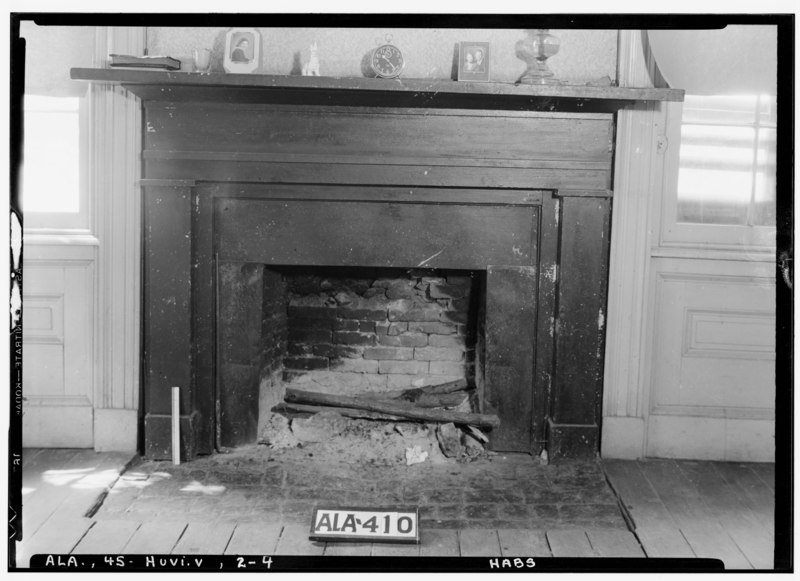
[96,450,626,531]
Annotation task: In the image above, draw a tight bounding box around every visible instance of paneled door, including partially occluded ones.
[644,98,776,461]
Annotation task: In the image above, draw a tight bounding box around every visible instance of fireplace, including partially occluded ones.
[69,70,679,460]
[218,266,482,446]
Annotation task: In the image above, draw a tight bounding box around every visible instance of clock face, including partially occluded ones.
[371,44,404,78]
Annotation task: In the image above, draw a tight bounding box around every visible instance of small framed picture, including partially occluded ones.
[458,42,490,82]
[224,28,260,74]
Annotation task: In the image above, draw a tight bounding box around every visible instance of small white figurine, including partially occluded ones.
[302,41,320,76]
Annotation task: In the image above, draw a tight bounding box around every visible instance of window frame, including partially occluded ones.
[21,89,92,234]
[658,99,777,252]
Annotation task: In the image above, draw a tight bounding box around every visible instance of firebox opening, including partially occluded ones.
[251,266,486,441]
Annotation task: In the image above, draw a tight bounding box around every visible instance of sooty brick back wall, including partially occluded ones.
[278,268,478,394]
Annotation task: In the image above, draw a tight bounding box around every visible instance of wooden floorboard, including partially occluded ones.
[323,542,373,556]
[679,521,752,570]
[712,462,774,534]
[371,542,421,557]
[22,448,46,469]
[637,460,715,526]
[635,526,696,559]
[122,521,187,554]
[458,529,502,556]
[172,522,236,555]
[22,449,83,490]
[72,520,141,554]
[602,460,676,528]
[677,460,773,569]
[586,529,645,558]
[497,529,551,557]
[50,452,135,519]
[23,451,134,540]
[224,523,283,555]
[274,523,325,555]
[23,485,77,541]
[546,530,595,558]
[16,517,94,568]
[752,463,775,492]
[419,529,459,557]
[22,450,94,537]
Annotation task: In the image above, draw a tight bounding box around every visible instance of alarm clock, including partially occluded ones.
[365,42,405,79]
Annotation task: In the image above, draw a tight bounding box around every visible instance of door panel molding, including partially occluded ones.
[683,308,775,360]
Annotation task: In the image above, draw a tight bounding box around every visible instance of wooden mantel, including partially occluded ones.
[71,68,682,111]
[72,67,682,461]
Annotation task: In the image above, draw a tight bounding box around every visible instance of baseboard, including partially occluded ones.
[647,414,775,461]
[600,416,645,459]
[23,406,93,448]
[94,408,138,452]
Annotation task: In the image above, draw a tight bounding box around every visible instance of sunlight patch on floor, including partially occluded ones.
[179,481,226,495]
[41,468,94,486]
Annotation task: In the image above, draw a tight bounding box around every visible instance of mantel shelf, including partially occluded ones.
[71,68,683,112]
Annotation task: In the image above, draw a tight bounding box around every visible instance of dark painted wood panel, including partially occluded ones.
[145,160,611,191]
[217,263,265,448]
[485,266,538,452]
[192,190,216,454]
[550,196,611,426]
[531,193,559,454]
[216,198,539,270]
[147,149,611,171]
[204,183,543,206]
[145,104,613,165]
[142,186,194,416]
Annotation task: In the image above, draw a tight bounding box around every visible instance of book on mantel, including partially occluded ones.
[108,54,181,70]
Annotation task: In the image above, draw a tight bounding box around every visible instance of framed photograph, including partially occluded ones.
[457,42,490,82]
[224,28,260,74]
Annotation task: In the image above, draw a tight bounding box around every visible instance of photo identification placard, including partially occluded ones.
[309,506,419,544]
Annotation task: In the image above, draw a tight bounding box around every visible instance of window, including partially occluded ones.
[22,95,82,214]
[21,94,90,231]
[677,94,776,227]
[660,96,777,250]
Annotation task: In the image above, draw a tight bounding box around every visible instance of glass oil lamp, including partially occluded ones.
[515,29,561,85]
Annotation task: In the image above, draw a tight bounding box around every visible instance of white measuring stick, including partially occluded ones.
[171,386,180,465]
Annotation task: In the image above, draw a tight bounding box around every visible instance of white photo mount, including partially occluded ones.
[224,28,260,74]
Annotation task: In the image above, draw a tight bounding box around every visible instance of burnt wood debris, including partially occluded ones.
[281,378,500,430]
